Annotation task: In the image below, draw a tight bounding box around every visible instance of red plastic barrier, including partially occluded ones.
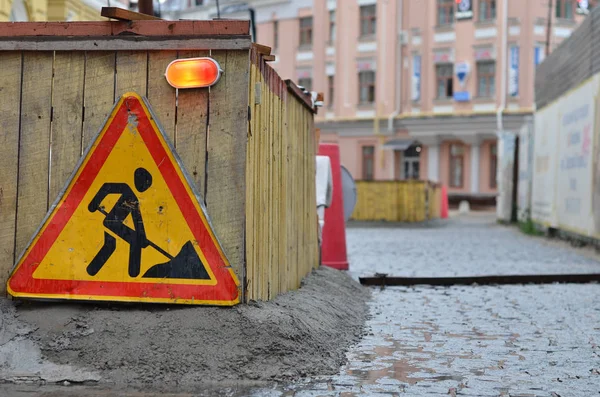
[441,185,449,219]
[318,144,349,270]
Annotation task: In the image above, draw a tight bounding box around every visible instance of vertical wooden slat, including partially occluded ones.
[245,62,256,301]
[206,50,249,300]
[0,52,23,289]
[115,50,148,99]
[147,51,177,144]
[15,52,53,257]
[258,69,268,300]
[250,63,260,300]
[272,91,281,296]
[50,51,85,203]
[266,76,274,299]
[176,50,209,197]
[82,51,116,151]
[279,86,288,293]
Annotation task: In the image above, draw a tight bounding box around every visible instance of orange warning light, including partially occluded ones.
[165,58,222,89]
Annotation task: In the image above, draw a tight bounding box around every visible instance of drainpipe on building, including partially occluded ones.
[496,0,508,135]
[388,0,403,134]
[376,0,388,170]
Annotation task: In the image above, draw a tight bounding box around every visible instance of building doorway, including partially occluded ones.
[403,144,421,180]
[393,142,421,180]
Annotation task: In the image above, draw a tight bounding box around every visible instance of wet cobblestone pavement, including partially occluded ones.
[346,214,600,278]
[4,214,600,396]
[291,214,600,396]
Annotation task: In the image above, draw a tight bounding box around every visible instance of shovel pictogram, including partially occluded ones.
[88,167,210,280]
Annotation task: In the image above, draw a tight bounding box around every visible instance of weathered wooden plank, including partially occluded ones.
[147,51,177,143]
[82,51,116,151]
[291,99,300,291]
[0,38,253,52]
[50,52,85,203]
[279,87,289,293]
[176,50,209,196]
[254,70,265,300]
[267,81,274,299]
[0,52,22,290]
[115,50,148,100]
[101,7,162,21]
[206,50,249,299]
[272,91,280,297]
[245,64,256,300]
[0,38,252,52]
[0,20,250,37]
[15,52,53,257]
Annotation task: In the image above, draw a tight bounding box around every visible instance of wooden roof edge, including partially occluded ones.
[285,79,317,114]
[101,7,162,21]
[0,20,251,37]
[252,43,271,56]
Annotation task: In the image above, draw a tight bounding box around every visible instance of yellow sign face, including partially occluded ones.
[7,93,239,305]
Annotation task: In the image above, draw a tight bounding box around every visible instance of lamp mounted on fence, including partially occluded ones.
[165,57,223,89]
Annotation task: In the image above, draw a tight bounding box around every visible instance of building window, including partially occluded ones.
[490,143,497,188]
[436,64,453,99]
[329,10,336,43]
[437,0,454,25]
[556,0,574,19]
[299,17,313,47]
[449,144,464,188]
[273,20,279,49]
[479,0,496,21]
[359,70,376,104]
[362,146,375,180]
[477,61,496,98]
[298,77,312,92]
[328,75,334,108]
[360,5,376,37]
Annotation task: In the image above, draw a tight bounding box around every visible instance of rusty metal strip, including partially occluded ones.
[359,273,600,286]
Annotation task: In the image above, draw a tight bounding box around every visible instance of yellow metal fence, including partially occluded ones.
[352,181,442,222]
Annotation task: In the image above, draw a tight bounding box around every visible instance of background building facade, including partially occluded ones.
[156,0,594,204]
[0,0,130,22]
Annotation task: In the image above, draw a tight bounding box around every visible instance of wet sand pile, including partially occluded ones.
[0,266,370,388]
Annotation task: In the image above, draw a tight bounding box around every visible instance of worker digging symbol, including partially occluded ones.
[87,167,211,280]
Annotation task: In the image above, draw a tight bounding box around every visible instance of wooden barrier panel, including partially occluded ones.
[246,48,319,301]
[0,22,319,304]
[351,181,441,222]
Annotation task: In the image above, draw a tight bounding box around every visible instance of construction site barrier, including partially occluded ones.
[246,47,319,301]
[351,181,442,222]
[0,20,318,304]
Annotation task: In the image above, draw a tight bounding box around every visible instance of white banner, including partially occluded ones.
[532,75,600,234]
[556,76,598,235]
[411,55,421,102]
[531,106,560,227]
[517,120,534,222]
[496,132,516,222]
[509,46,519,97]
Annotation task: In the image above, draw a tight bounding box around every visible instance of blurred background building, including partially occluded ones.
[3,0,594,206]
[0,0,130,21]
[164,0,595,206]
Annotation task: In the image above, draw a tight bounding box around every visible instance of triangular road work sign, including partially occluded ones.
[7,93,239,305]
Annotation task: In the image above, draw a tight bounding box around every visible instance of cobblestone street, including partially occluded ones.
[314,214,600,396]
[3,214,600,397]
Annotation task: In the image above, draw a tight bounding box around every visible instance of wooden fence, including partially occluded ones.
[351,181,441,222]
[246,47,319,301]
[0,21,318,303]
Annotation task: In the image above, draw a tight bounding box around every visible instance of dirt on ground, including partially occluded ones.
[0,267,370,389]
